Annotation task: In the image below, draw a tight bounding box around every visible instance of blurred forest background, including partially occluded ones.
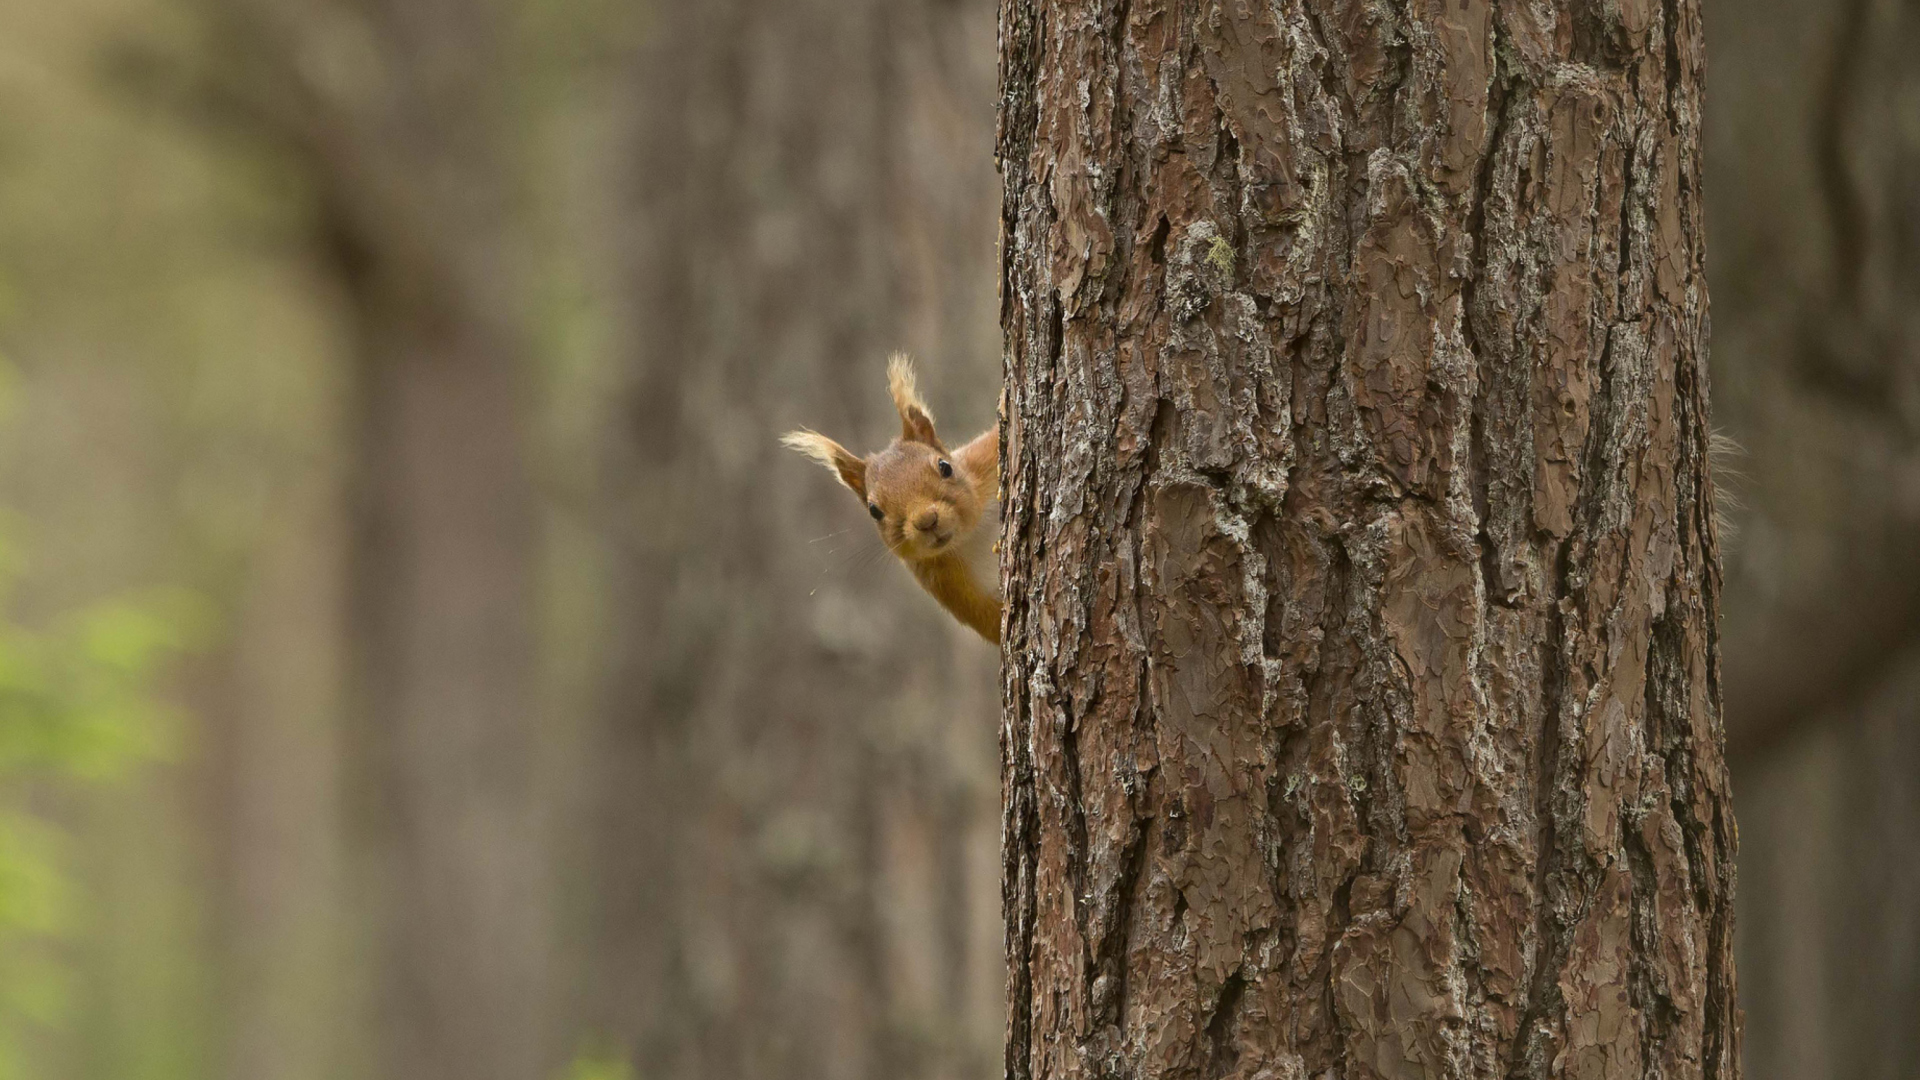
[0,0,1910,1078]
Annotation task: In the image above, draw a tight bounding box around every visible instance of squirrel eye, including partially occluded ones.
[868,503,884,521]
[937,460,953,479]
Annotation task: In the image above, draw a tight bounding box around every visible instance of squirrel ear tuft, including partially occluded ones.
[888,353,942,447]
[782,429,867,497]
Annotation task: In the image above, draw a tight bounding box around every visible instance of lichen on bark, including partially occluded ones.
[995,1,1739,1078]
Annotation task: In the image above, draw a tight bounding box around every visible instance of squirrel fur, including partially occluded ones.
[784,355,1001,644]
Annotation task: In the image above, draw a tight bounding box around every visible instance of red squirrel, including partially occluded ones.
[783,355,1001,644]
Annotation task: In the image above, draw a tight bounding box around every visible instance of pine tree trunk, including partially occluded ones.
[995,2,1739,1078]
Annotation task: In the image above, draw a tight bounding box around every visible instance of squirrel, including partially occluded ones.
[783,355,1002,644]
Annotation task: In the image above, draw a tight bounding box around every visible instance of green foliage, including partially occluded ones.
[561,1047,638,1080]
[0,583,204,775]
[0,0,630,1071]
[0,514,207,1077]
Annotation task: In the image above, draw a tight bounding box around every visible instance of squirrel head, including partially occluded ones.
[783,354,987,564]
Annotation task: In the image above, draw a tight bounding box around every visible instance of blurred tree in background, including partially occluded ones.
[1708,0,1920,1074]
[597,2,1003,1075]
[4,0,1006,1077]
[0,0,1912,1077]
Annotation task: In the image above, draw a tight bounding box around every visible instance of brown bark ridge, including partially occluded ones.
[995,2,1738,1079]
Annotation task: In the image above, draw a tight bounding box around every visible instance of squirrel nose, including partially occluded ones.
[913,508,941,533]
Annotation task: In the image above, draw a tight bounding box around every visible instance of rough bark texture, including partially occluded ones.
[996,2,1738,1079]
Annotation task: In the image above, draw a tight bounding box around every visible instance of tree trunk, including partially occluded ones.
[995,2,1738,1078]
[1708,0,1920,755]
[1731,645,1920,1080]
[345,308,544,1080]
[1703,0,1920,1074]
[193,4,551,1078]
[594,1,1004,1077]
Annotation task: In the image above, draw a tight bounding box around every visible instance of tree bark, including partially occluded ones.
[996,2,1738,1079]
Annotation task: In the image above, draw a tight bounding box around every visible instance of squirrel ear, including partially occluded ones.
[782,429,867,497]
[888,353,942,447]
